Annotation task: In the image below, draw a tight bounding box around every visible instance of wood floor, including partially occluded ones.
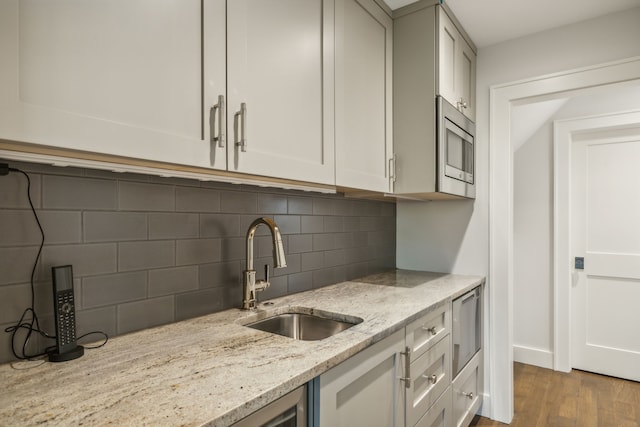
[470,362,640,427]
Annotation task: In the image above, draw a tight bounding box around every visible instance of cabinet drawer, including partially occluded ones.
[452,350,482,427]
[406,302,450,360]
[415,386,452,427]
[406,334,451,427]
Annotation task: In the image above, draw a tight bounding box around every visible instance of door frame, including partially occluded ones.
[554,110,640,372]
[488,56,640,423]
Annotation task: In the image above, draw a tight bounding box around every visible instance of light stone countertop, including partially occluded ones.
[0,269,484,427]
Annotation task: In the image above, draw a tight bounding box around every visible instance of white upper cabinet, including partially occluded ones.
[0,0,335,186]
[0,0,225,169]
[335,0,393,193]
[226,0,334,184]
[437,7,476,121]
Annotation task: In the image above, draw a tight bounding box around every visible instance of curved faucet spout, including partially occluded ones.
[243,217,287,310]
[245,217,287,271]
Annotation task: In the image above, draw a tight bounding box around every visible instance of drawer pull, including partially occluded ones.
[400,346,411,389]
[462,391,474,400]
[422,374,438,384]
[421,326,438,335]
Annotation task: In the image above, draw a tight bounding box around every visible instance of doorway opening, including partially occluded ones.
[488,56,640,423]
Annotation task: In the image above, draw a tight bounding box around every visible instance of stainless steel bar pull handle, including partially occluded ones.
[234,102,247,152]
[400,347,411,389]
[211,95,226,148]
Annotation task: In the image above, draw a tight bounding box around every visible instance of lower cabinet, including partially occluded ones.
[318,301,482,427]
[452,351,482,427]
[415,386,452,427]
[319,329,406,427]
[406,335,451,426]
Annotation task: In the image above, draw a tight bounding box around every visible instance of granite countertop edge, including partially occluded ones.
[0,269,485,427]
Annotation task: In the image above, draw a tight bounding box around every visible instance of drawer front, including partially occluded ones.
[406,334,451,427]
[414,386,452,427]
[407,302,451,360]
[452,351,482,427]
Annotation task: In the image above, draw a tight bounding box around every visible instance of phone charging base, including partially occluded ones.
[48,345,84,362]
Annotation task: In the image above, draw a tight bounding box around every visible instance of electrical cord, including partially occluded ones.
[3,166,108,360]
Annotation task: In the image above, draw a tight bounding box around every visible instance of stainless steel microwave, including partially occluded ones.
[437,95,475,198]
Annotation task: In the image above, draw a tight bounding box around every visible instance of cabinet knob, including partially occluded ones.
[421,326,437,336]
[462,391,474,400]
[422,373,438,384]
[457,98,468,110]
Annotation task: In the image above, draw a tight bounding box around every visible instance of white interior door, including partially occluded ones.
[571,126,640,381]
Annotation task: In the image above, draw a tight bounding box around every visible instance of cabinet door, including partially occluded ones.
[319,329,405,427]
[335,0,393,192]
[0,0,225,169]
[437,8,475,121]
[457,39,476,122]
[437,9,458,112]
[226,0,334,185]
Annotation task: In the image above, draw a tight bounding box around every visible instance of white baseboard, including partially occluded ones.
[477,392,491,418]
[513,345,553,369]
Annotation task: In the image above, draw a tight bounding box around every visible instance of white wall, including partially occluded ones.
[396,5,640,419]
[512,85,640,369]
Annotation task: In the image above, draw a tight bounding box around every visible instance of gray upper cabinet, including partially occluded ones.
[226,0,335,185]
[392,2,477,197]
[0,0,335,187]
[0,0,220,169]
[437,6,476,121]
[335,0,394,193]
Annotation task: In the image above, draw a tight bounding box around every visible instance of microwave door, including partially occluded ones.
[464,133,474,183]
[444,120,467,181]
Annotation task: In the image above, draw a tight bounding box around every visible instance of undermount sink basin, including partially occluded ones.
[245,310,363,341]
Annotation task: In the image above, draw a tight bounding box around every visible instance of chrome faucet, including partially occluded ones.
[242,217,287,310]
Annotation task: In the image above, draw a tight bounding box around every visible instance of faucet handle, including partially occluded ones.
[254,265,271,293]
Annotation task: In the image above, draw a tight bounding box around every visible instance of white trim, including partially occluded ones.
[553,109,640,373]
[489,56,640,424]
[513,345,553,369]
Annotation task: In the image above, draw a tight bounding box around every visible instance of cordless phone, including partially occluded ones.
[48,265,84,362]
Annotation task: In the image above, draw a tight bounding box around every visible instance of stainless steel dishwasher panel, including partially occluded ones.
[452,286,481,377]
[232,385,306,427]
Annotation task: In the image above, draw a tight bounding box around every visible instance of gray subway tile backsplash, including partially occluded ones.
[0,159,395,364]
[43,175,117,210]
[118,181,175,212]
[84,211,148,242]
[148,213,199,240]
[118,240,175,272]
[175,186,221,213]
[117,296,175,335]
[83,271,147,309]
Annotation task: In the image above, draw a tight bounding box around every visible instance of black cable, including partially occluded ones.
[3,167,49,360]
[78,331,109,349]
[3,167,109,360]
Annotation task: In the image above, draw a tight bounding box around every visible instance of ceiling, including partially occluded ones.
[384,0,640,48]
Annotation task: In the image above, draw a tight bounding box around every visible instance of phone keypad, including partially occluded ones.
[56,290,77,347]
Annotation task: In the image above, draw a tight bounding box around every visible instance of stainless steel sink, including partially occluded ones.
[245,310,362,341]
